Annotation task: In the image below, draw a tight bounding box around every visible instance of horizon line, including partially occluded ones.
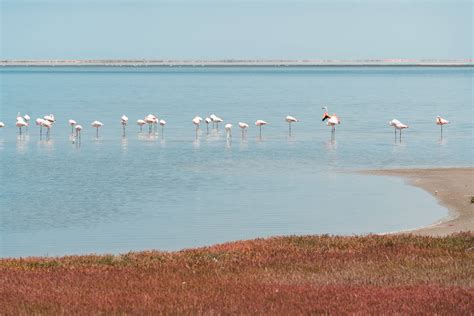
[1,58,473,67]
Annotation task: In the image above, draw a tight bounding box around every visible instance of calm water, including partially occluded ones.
[0,66,473,257]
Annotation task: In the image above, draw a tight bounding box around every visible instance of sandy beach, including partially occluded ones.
[367,168,474,236]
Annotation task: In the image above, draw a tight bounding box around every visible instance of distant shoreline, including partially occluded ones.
[1,59,473,67]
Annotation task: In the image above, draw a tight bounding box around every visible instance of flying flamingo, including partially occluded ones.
[159,119,166,137]
[121,115,129,136]
[91,120,104,138]
[238,122,249,139]
[322,107,340,134]
[436,115,449,138]
[137,119,146,132]
[225,123,232,140]
[389,119,408,141]
[192,116,203,138]
[285,115,299,136]
[69,119,77,135]
[255,120,267,138]
[205,117,211,134]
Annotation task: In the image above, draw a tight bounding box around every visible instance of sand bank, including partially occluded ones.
[367,168,473,236]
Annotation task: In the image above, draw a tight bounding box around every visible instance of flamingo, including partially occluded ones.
[75,125,83,138]
[213,116,223,131]
[91,120,104,138]
[36,118,45,139]
[121,115,129,136]
[225,123,232,140]
[0,121,5,128]
[210,114,217,128]
[285,115,299,136]
[41,119,52,139]
[69,119,77,135]
[322,107,340,134]
[389,119,408,141]
[137,119,146,132]
[23,114,30,131]
[238,122,249,139]
[192,116,202,138]
[144,114,156,134]
[205,117,211,134]
[44,114,55,123]
[436,116,449,138]
[255,120,267,138]
[159,119,166,136]
[16,117,27,135]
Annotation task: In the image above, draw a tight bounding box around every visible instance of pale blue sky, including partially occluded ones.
[1,0,472,59]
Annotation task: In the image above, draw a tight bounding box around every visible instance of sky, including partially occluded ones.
[0,0,472,60]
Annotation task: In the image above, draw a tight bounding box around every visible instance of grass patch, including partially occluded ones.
[1,233,473,314]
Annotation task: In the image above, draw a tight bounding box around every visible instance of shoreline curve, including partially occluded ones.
[364,168,473,236]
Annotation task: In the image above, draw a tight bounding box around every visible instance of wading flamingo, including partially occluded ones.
[159,119,166,136]
[144,114,156,134]
[285,115,299,136]
[75,125,83,138]
[225,123,232,140]
[255,120,267,138]
[23,114,30,131]
[213,116,223,130]
[205,117,211,134]
[121,115,129,136]
[322,107,340,134]
[137,119,146,132]
[389,119,408,141]
[44,114,55,123]
[16,117,27,135]
[41,119,52,139]
[238,122,249,139]
[91,120,104,138]
[0,122,5,128]
[192,116,202,138]
[210,114,217,128]
[36,118,45,139]
[68,119,77,135]
[436,115,449,138]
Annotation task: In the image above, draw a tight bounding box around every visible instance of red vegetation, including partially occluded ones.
[1,233,473,314]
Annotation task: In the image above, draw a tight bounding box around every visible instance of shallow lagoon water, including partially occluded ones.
[0,66,472,257]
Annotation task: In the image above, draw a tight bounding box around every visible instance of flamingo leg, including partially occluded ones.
[289,123,291,137]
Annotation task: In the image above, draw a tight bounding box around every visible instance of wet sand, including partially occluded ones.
[367,168,473,236]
